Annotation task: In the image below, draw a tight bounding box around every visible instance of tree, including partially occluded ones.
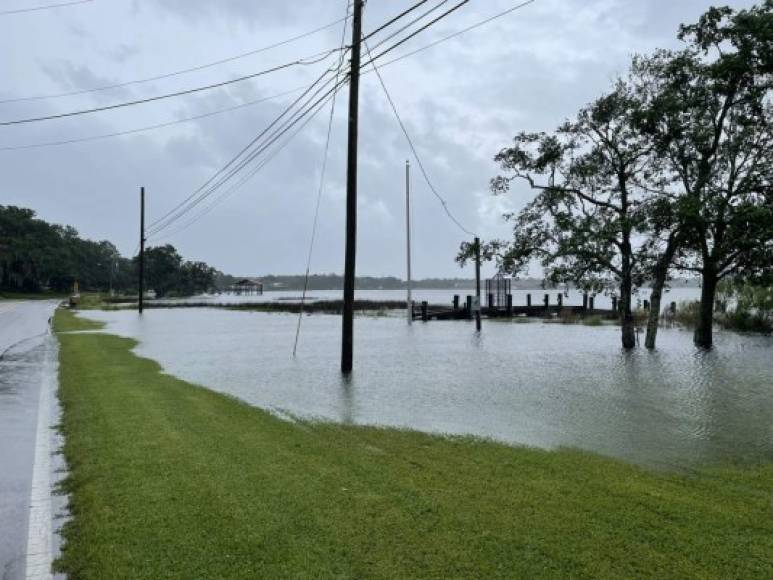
[462,83,653,349]
[139,245,184,298]
[634,2,772,348]
[180,261,216,295]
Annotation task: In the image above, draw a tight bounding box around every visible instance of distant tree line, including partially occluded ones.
[0,205,217,297]
[259,275,488,291]
[461,2,772,349]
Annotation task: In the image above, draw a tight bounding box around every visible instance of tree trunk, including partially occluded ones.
[645,273,666,350]
[620,271,636,349]
[694,267,718,348]
[645,237,679,349]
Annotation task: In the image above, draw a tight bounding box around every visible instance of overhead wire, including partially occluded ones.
[0,0,92,16]
[0,0,537,152]
[148,75,350,237]
[294,0,350,357]
[0,15,348,104]
[0,87,304,151]
[143,60,346,234]
[358,0,470,67]
[376,0,536,69]
[145,63,349,237]
[150,85,343,243]
[363,37,476,237]
[147,0,473,240]
[366,0,452,53]
[0,48,342,126]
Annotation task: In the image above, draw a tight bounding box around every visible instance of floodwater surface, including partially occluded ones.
[82,307,773,470]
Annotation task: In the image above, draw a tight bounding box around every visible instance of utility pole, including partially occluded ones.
[138,187,145,314]
[474,236,482,332]
[341,0,363,374]
[405,160,413,325]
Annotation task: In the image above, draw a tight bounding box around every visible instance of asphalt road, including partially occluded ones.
[0,301,59,580]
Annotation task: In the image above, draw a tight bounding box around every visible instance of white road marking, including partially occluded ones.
[25,335,55,580]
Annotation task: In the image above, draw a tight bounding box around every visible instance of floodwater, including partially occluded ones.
[81,304,772,470]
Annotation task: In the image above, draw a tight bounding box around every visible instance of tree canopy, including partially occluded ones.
[0,205,216,297]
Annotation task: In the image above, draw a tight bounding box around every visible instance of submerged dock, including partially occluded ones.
[412,293,620,322]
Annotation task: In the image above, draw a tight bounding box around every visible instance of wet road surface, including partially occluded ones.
[0,301,58,580]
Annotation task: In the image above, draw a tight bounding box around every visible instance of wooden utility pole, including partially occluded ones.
[474,236,482,331]
[405,160,413,326]
[341,0,363,374]
[138,187,145,314]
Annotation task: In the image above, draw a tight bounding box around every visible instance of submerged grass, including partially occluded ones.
[53,309,773,579]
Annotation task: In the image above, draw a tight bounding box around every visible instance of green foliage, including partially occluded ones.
[717,280,773,332]
[466,2,772,348]
[0,205,132,293]
[0,205,217,297]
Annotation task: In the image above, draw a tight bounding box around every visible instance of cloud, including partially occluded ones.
[0,0,759,277]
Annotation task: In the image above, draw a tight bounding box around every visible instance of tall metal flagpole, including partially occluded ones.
[406,160,413,325]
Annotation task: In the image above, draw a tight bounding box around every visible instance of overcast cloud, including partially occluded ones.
[0,0,757,278]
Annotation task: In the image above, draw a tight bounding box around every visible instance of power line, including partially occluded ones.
[360,0,470,67]
[0,87,304,151]
[367,0,452,53]
[0,49,341,126]
[145,64,346,236]
[145,72,348,236]
[363,38,476,237]
[376,0,537,69]
[149,86,341,243]
[150,76,349,237]
[359,0,430,42]
[147,2,473,238]
[0,0,536,151]
[0,15,348,104]
[0,0,92,16]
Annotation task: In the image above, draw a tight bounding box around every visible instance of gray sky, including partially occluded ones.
[0,0,756,278]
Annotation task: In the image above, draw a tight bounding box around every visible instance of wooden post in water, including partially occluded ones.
[506,294,513,316]
[474,237,482,332]
[527,293,532,307]
[466,295,472,319]
[453,295,460,311]
[543,294,549,308]
[421,301,428,322]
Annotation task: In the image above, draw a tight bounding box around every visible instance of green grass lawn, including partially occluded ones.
[53,309,773,579]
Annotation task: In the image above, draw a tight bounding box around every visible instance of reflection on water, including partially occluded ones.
[82,308,773,469]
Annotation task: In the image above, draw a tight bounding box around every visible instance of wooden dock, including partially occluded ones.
[411,293,619,322]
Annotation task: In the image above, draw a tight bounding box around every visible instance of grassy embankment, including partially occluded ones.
[54,308,773,579]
